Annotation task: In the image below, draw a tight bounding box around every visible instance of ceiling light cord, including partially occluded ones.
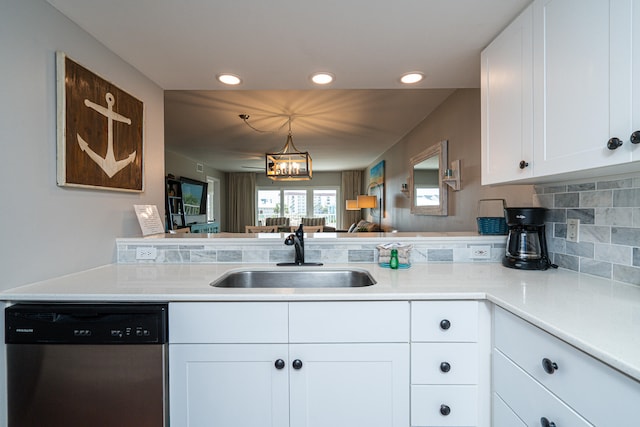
[239,114,292,134]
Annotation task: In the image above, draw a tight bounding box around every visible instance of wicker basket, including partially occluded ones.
[476,199,508,235]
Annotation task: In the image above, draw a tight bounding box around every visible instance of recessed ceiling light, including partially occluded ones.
[400,72,424,84]
[310,72,335,85]
[217,73,242,85]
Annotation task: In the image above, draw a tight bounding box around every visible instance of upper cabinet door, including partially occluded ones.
[532,0,635,175]
[632,0,640,161]
[481,5,533,185]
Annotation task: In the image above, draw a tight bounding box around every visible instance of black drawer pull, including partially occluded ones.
[292,359,303,370]
[542,358,558,374]
[440,361,451,373]
[519,160,529,169]
[439,319,451,330]
[607,137,623,150]
[540,416,556,427]
[440,404,451,416]
[274,359,285,369]
[631,130,640,144]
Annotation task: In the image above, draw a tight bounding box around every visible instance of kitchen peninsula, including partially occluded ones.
[3,233,640,426]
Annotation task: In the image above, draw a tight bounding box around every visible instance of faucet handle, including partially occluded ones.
[284,234,295,246]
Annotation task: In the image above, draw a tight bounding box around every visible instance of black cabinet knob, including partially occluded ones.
[542,358,558,374]
[631,131,640,144]
[440,404,451,416]
[292,359,303,370]
[519,160,529,169]
[440,362,451,373]
[439,319,451,330]
[540,416,556,427]
[274,359,285,370]
[607,137,623,150]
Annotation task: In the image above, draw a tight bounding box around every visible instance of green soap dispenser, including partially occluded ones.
[390,248,399,269]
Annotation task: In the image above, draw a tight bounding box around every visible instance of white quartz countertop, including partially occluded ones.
[3,263,640,382]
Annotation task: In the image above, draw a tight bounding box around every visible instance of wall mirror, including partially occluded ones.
[409,140,448,216]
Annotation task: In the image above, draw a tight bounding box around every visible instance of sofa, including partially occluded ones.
[347,219,382,232]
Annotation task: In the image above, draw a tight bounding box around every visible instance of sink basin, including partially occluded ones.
[210,268,376,288]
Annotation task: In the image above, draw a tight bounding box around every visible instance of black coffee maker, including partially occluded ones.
[503,207,557,270]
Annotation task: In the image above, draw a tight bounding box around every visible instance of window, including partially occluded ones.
[257,187,339,227]
[415,187,440,206]
[313,189,337,226]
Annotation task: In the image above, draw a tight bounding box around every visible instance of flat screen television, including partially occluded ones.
[180,177,208,216]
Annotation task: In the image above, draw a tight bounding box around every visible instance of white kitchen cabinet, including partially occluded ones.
[289,343,408,427]
[481,4,534,185]
[493,306,640,427]
[170,343,290,427]
[633,0,640,161]
[492,393,526,427]
[481,0,640,184]
[532,0,638,176]
[410,301,491,427]
[169,301,410,427]
[493,350,593,426]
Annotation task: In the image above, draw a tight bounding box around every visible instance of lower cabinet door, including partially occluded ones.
[411,385,477,426]
[169,343,289,427]
[492,392,526,427]
[289,343,410,427]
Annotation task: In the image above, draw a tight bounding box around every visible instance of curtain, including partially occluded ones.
[226,172,256,232]
[341,170,363,229]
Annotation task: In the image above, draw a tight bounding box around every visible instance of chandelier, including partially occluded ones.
[265,118,312,181]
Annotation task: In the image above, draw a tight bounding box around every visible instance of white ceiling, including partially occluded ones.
[47,0,530,172]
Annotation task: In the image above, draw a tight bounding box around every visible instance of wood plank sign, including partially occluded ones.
[56,51,144,191]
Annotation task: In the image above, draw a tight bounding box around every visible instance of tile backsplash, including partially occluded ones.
[535,175,640,286]
[117,236,507,265]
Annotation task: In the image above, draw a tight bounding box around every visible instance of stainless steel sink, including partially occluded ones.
[210,268,376,288]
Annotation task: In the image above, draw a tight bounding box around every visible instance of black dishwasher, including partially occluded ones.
[5,303,168,427]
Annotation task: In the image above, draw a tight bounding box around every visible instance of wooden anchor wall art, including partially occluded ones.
[56,52,144,192]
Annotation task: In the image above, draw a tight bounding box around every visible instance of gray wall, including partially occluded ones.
[367,89,536,232]
[0,0,165,289]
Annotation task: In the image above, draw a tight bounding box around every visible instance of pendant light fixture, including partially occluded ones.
[265,117,312,181]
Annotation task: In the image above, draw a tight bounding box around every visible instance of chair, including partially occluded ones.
[265,217,290,232]
[301,217,325,227]
[301,217,335,232]
[245,225,278,233]
[291,225,323,233]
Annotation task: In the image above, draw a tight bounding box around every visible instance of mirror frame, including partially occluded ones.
[409,140,448,216]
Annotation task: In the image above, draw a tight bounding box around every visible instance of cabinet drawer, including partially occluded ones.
[169,302,288,343]
[411,301,478,342]
[289,301,409,343]
[411,385,477,426]
[411,343,478,385]
[492,392,526,427]
[494,307,640,426]
[493,349,592,427]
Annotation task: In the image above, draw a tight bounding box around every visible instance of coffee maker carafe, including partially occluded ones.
[503,207,556,270]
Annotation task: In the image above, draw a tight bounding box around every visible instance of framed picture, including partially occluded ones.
[56,51,144,192]
[369,160,385,219]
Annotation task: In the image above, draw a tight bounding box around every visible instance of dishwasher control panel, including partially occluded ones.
[5,303,168,344]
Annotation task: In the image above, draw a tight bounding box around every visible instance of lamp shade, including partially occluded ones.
[357,195,377,209]
[346,199,360,210]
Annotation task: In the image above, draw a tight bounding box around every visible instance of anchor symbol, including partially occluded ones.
[77,92,137,178]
